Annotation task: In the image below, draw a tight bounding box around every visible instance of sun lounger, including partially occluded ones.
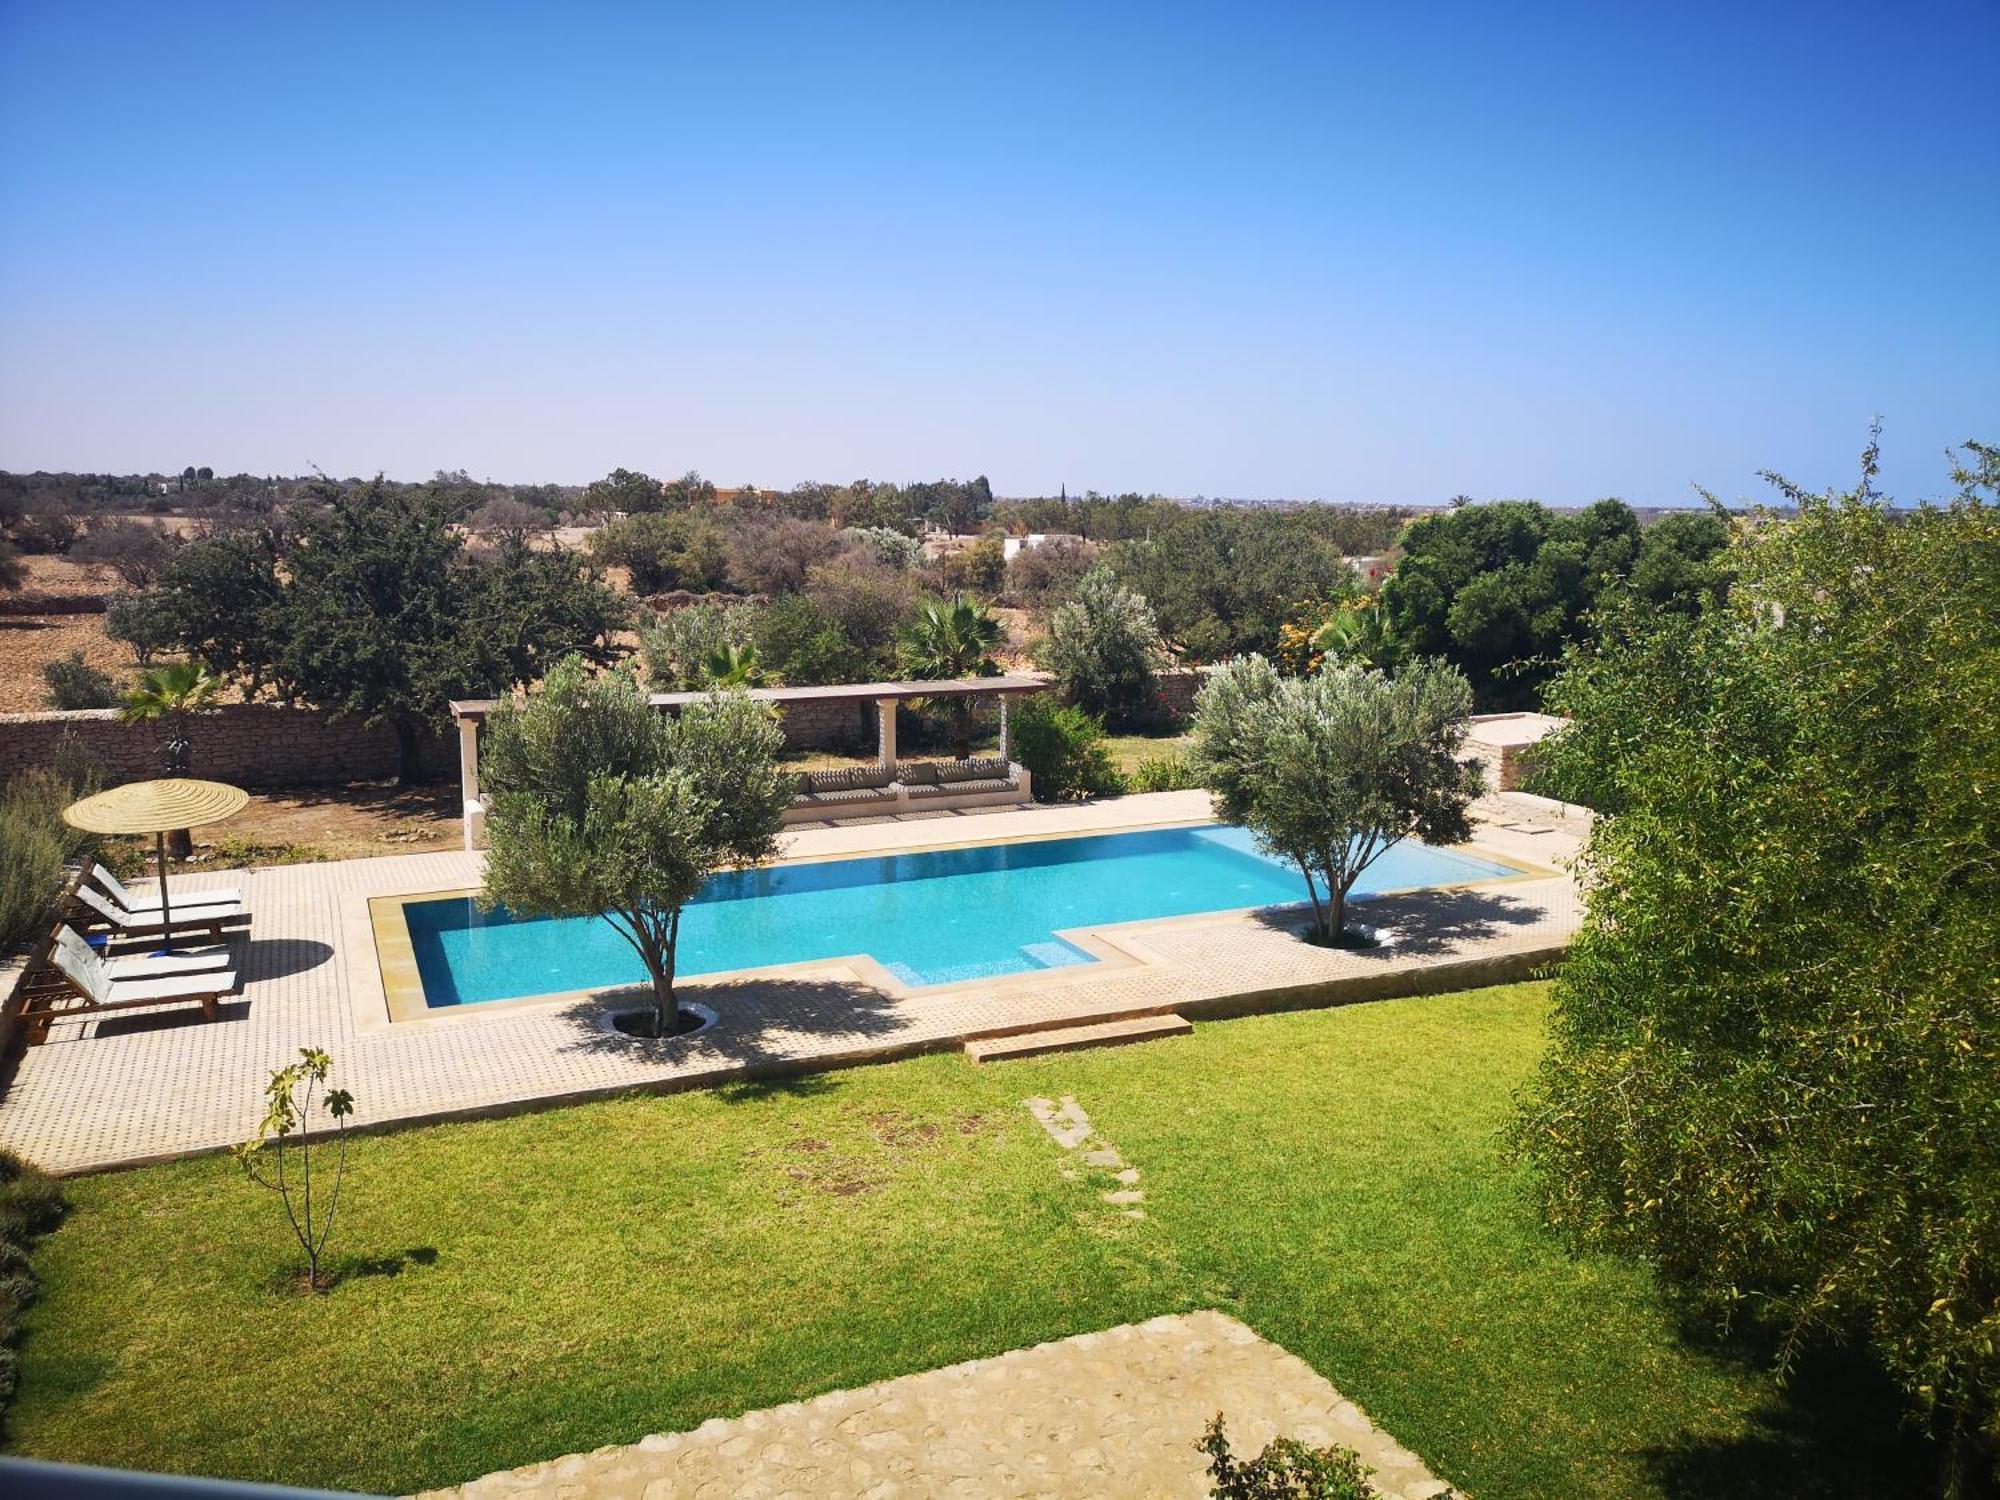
[71,883,250,939]
[47,927,237,1023]
[89,862,242,913]
[53,924,233,982]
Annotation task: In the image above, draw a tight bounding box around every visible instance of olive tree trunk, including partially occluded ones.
[392,717,425,785]
[647,910,683,1037]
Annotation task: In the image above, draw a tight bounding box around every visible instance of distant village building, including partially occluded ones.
[1344,555,1392,584]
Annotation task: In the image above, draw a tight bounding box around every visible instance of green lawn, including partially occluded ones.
[1100,728,1193,777]
[6,984,1927,1497]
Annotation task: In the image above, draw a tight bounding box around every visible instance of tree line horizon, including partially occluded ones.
[0,464,1764,523]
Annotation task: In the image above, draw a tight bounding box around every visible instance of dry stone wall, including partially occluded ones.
[0,705,452,788]
[0,666,1214,786]
[769,695,882,753]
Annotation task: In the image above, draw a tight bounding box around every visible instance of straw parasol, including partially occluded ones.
[64,778,249,950]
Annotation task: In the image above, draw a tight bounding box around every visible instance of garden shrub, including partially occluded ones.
[1010,695,1123,802]
[641,602,765,689]
[40,650,120,709]
[1517,441,2000,1486]
[0,765,98,956]
[757,596,875,686]
[802,552,918,670]
[0,1149,65,1419]
[1126,749,1200,792]
[1199,1416,1399,1499]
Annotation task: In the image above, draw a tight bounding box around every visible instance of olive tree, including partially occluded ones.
[1035,564,1163,723]
[1190,656,1483,942]
[1517,440,2000,1489]
[479,658,792,1038]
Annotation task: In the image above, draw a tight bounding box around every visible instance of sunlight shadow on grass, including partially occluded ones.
[1640,1334,1937,1499]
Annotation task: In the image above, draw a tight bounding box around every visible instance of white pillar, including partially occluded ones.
[998,693,1011,764]
[876,698,898,771]
[458,717,485,850]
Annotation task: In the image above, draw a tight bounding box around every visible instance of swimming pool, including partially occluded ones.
[401,823,1517,1007]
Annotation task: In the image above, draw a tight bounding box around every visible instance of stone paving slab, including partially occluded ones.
[415,1311,1456,1500]
[0,792,1583,1175]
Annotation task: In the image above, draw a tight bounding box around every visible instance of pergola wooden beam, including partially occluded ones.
[446,675,1045,724]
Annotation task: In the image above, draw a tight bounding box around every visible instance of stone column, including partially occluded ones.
[458,717,485,850]
[876,698,898,771]
[998,693,1011,764]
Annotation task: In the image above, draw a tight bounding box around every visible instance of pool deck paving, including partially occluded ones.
[415,1310,1457,1500]
[0,790,1587,1175]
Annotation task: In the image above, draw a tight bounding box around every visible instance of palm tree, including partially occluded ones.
[898,593,1003,758]
[123,663,223,856]
[701,641,764,688]
[1310,596,1401,673]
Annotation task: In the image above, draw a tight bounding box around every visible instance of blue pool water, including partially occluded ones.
[405,824,1516,1006]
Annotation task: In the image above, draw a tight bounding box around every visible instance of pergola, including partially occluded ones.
[448,675,1046,848]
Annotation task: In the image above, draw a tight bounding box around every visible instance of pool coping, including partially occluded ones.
[353,817,1555,1031]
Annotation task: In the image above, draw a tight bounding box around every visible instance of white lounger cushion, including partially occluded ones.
[94,970,237,1004]
[55,926,232,985]
[74,884,248,932]
[51,928,235,1005]
[86,936,234,980]
[103,946,235,978]
[91,863,242,913]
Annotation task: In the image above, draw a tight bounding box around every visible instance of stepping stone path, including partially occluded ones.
[1026,1095,1147,1218]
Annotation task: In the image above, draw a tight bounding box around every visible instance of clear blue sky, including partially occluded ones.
[1,1,1994,504]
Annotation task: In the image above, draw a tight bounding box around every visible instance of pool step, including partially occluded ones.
[963,1012,1192,1064]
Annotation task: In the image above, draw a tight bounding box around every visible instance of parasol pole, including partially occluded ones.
[155,829,175,954]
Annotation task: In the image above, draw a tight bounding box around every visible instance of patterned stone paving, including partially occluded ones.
[0,792,1583,1174]
[416,1311,1457,1500]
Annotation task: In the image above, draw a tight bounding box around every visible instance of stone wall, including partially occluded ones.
[769,695,883,753]
[0,667,1211,785]
[1462,712,1564,793]
[1148,666,1211,724]
[0,705,452,788]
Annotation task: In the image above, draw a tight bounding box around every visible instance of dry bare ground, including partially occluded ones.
[100,779,462,870]
[0,554,135,712]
